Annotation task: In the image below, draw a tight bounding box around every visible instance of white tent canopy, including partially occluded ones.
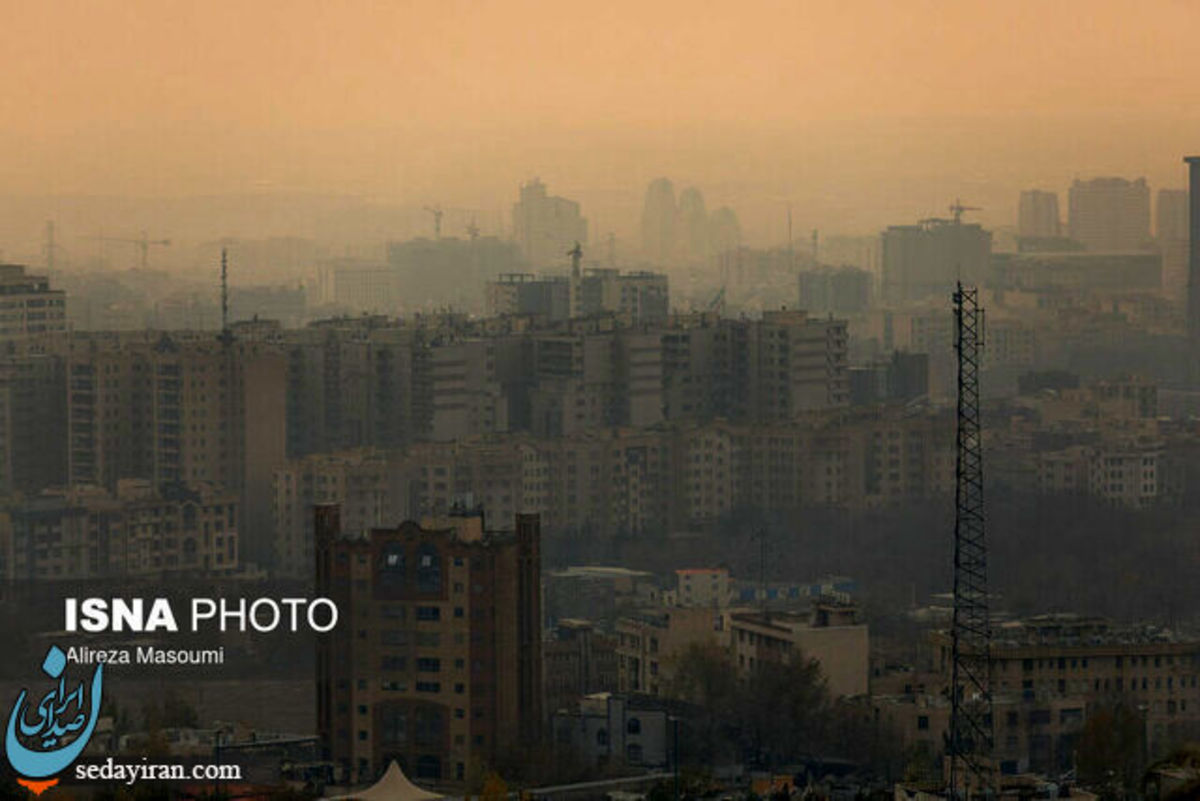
[324,761,444,801]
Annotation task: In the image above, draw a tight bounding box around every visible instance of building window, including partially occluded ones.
[417,544,442,592]
[417,658,441,673]
[413,707,444,748]
[381,630,408,646]
[626,744,643,764]
[382,544,405,573]
[597,729,609,747]
[416,606,440,621]
[627,718,641,735]
[380,706,406,746]
[415,756,441,780]
[917,716,929,731]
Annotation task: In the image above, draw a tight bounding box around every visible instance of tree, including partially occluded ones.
[1077,702,1146,800]
[736,656,829,769]
[669,643,740,764]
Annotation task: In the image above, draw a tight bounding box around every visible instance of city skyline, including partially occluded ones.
[2,1,1200,251]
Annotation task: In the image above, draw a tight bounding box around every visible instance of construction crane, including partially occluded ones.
[946,282,994,800]
[707,286,726,314]
[423,206,444,239]
[85,231,171,269]
[949,199,982,224]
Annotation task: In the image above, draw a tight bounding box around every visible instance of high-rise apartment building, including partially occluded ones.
[640,178,677,263]
[676,187,709,261]
[0,264,67,341]
[315,505,542,789]
[573,269,670,325]
[1018,190,1061,240]
[797,267,871,315]
[65,333,286,566]
[282,321,431,459]
[1157,188,1190,300]
[749,310,850,418]
[880,219,991,303]
[0,351,67,494]
[1187,158,1200,342]
[272,450,409,580]
[512,179,588,268]
[385,237,524,314]
[485,274,570,321]
[1068,177,1151,252]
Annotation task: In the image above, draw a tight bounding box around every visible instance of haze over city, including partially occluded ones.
[2,2,1200,799]
[3,0,1200,257]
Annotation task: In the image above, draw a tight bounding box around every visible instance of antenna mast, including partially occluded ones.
[219,247,233,346]
[947,283,993,799]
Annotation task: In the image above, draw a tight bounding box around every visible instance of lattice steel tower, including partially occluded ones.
[947,283,994,798]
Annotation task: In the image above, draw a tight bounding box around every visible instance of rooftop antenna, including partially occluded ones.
[812,229,819,265]
[424,206,444,239]
[219,247,233,346]
[568,241,583,279]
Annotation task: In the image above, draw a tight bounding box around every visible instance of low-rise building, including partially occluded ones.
[728,602,870,699]
[551,693,670,770]
[544,619,619,717]
[0,480,238,581]
[880,614,1200,776]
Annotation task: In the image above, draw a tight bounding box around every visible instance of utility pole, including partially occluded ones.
[947,283,994,799]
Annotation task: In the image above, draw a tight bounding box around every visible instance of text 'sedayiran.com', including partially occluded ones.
[74,759,243,785]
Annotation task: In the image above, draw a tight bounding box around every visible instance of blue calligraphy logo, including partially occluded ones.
[4,645,103,793]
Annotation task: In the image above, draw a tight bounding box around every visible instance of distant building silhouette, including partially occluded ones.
[880,218,991,303]
[1186,158,1200,342]
[677,186,709,261]
[797,266,871,314]
[1157,187,1189,298]
[640,178,677,263]
[512,178,588,267]
[1018,189,1061,239]
[1067,176,1151,252]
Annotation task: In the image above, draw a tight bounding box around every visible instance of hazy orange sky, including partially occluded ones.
[3,0,1200,240]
